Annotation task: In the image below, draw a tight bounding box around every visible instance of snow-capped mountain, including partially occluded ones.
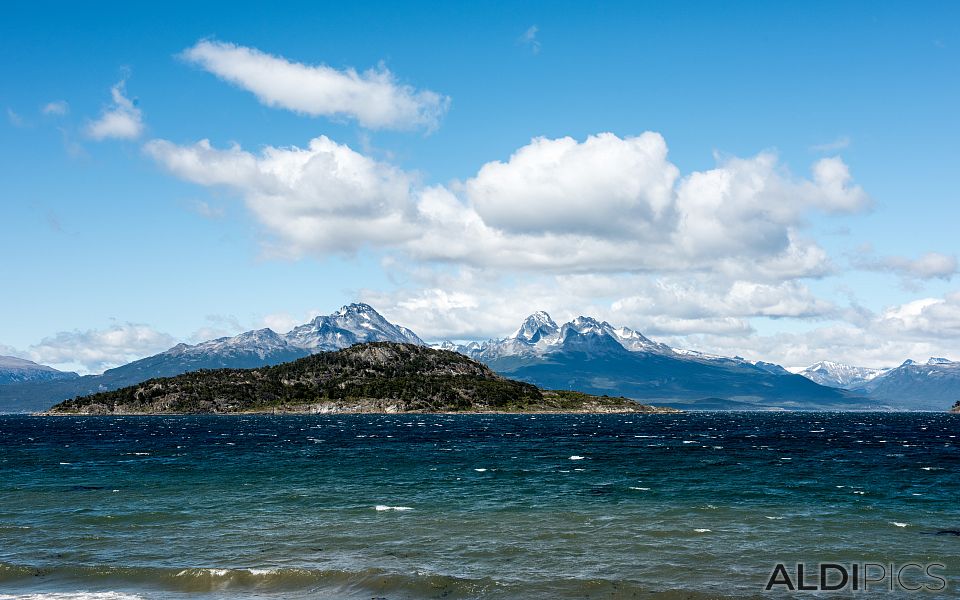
[0,304,422,412]
[799,361,888,389]
[0,355,78,385]
[286,303,423,350]
[451,311,676,361]
[434,311,864,410]
[850,357,960,410]
[165,328,298,360]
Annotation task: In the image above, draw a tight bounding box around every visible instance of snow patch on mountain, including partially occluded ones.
[799,360,889,389]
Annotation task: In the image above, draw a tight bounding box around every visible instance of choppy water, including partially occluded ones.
[0,412,958,599]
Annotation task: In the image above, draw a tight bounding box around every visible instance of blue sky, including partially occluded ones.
[2,1,959,373]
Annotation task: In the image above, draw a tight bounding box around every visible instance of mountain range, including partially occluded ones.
[435,312,868,410]
[1,303,956,412]
[798,357,960,411]
[0,303,422,413]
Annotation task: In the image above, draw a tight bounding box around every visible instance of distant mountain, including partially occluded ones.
[799,361,888,389]
[439,312,872,410]
[0,304,421,413]
[0,356,78,385]
[797,357,960,410]
[849,358,960,411]
[47,342,675,415]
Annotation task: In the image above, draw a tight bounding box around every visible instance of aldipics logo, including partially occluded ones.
[765,563,947,593]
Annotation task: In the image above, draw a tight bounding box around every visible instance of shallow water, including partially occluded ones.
[0,412,958,598]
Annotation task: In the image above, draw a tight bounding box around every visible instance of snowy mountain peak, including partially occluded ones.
[510,311,559,343]
[900,359,918,367]
[336,302,377,317]
[567,316,607,334]
[927,357,953,365]
[800,361,888,389]
[285,303,423,351]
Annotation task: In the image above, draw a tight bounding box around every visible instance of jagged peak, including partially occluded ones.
[927,357,953,365]
[510,310,560,343]
[337,302,378,317]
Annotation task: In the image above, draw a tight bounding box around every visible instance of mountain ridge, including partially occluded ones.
[46,343,676,415]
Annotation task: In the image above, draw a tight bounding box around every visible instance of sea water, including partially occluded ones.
[0,412,958,599]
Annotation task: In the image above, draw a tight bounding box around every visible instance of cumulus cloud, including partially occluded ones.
[85,79,143,140]
[25,323,177,374]
[877,293,960,339]
[855,252,958,281]
[411,137,862,279]
[146,131,868,281]
[180,40,450,131]
[144,136,418,256]
[42,100,69,116]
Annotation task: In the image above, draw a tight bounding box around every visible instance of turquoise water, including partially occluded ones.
[0,412,958,599]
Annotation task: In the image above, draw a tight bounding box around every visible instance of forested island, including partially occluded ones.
[46,343,678,415]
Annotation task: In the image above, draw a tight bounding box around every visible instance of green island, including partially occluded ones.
[951,400,960,413]
[46,342,679,415]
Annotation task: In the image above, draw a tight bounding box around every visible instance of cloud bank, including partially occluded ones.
[146,131,868,281]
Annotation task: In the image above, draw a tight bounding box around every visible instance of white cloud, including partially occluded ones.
[856,252,958,281]
[42,100,69,116]
[358,267,837,344]
[878,293,960,339]
[25,323,177,374]
[144,136,419,256]
[181,40,450,131]
[85,79,143,140]
[519,25,541,54]
[465,132,677,238]
[810,136,851,152]
[6,108,26,127]
[146,132,869,282]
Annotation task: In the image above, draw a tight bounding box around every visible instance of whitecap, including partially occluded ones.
[629,487,651,491]
[891,522,908,527]
[474,468,488,472]
[765,516,785,520]
[694,528,711,533]
[375,505,413,511]
[569,455,585,460]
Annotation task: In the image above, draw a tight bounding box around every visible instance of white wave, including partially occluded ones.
[568,455,585,460]
[891,522,909,527]
[765,516,785,520]
[375,505,413,511]
[694,528,711,533]
[629,487,651,491]
[474,468,488,472]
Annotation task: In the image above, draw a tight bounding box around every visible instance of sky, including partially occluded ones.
[2,1,959,374]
